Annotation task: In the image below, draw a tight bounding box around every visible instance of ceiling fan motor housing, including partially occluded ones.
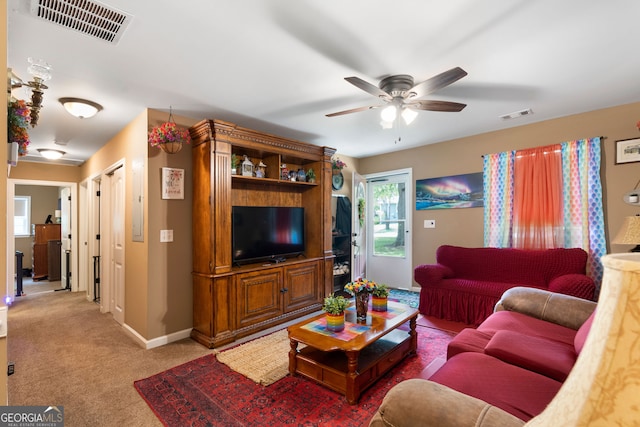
[379,75,416,99]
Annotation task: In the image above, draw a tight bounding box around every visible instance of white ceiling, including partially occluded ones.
[7,0,640,165]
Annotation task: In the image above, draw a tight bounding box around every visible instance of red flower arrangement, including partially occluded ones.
[8,99,31,156]
[332,157,347,170]
[148,121,191,148]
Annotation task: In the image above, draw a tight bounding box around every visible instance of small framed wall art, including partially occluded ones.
[161,167,185,199]
[615,138,640,164]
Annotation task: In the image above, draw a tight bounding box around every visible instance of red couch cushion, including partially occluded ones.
[574,310,596,355]
[484,330,576,381]
[478,310,577,346]
[429,352,562,421]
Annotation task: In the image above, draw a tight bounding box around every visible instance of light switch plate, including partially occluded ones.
[424,220,436,228]
[160,229,174,242]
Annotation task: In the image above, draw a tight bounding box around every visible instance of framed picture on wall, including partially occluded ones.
[416,172,484,210]
[161,167,184,199]
[615,138,640,164]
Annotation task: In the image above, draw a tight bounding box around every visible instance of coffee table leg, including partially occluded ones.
[346,350,359,404]
[289,339,298,375]
[409,315,417,355]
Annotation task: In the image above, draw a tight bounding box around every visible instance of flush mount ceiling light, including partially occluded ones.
[59,97,103,119]
[37,149,66,160]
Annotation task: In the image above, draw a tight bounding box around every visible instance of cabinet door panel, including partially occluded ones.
[236,269,282,327]
[284,262,321,312]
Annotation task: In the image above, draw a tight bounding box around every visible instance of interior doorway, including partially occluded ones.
[7,179,79,300]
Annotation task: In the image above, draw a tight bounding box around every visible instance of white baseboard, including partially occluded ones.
[123,324,193,350]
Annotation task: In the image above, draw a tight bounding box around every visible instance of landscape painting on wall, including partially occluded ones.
[416,172,484,210]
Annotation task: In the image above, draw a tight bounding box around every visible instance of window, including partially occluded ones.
[14,196,31,237]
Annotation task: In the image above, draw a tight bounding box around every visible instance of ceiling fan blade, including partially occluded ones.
[345,77,393,101]
[407,100,467,112]
[409,67,468,99]
[326,105,382,117]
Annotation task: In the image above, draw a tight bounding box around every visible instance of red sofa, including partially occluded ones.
[370,287,597,425]
[415,245,595,325]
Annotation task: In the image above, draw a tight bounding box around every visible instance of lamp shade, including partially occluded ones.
[613,216,640,250]
[527,253,640,426]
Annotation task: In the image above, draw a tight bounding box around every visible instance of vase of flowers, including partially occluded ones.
[8,99,31,156]
[148,120,191,154]
[331,157,347,175]
[344,278,376,321]
[371,283,390,312]
[322,295,350,332]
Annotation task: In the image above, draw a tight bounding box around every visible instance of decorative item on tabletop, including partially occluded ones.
[8,99,31,156]
[297,168,306,182]
[371,283,390,312]
[255,161,267,178]
[148,108,191,154]
[241,155,254,176]
[280,163,289,180]
[306,168,316,183]
[322,295,350,332]
[344,278,375,321]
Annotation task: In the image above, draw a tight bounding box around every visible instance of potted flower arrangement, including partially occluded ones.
[331,157,347,175]
[148,121,191,154]
[371,283,390,312]
[8,99,31,156]
[344,278,376,321]
[322,295,350,332]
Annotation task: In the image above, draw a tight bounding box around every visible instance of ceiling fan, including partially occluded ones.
[326,67,468,126]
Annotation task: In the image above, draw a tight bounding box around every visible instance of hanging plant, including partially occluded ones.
[148,108,191,154]
[8,99,31,156]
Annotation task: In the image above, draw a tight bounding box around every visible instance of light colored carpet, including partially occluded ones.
[216,329,305,386]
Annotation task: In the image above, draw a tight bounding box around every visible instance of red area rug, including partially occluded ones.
[135,325,454,426]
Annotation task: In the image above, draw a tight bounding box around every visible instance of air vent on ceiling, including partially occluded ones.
[30,0,132,44]
[499,108,534,121]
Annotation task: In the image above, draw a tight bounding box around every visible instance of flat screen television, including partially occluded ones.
[232,206,305,264]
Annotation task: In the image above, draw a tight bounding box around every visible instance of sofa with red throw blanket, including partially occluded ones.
[414,245,595,325]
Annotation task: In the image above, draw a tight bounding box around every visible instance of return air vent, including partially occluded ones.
[30,0,132,44]
[499,108,534,121]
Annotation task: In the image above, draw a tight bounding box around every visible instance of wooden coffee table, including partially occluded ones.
[288,301,418,404]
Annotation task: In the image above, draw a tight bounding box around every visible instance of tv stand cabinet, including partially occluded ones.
[189,119,336,348]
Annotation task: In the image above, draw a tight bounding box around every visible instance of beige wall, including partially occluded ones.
[9,162,82,182]
[358,102,640,279]
[78,109,197,341]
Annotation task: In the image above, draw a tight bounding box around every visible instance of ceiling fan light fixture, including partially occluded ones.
[37,149,65,160]
[59,97,103,119]
[380,105,397,122]
[380,120,394,129]
[401,108,418,125]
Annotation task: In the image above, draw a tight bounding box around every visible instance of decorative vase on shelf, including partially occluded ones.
[326,312,345,332]
[355,291,369,321]
[372,295,388,312]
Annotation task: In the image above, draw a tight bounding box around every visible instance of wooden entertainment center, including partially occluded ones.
[189,119,336,348]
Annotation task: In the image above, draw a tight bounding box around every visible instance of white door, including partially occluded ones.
[60,187,72,290]
[351,172,366,281]
[365,169,413,289]
[110,167,125,325]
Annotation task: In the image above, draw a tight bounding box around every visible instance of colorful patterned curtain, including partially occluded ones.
[483,137,605,287]
[483,151,515,248]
